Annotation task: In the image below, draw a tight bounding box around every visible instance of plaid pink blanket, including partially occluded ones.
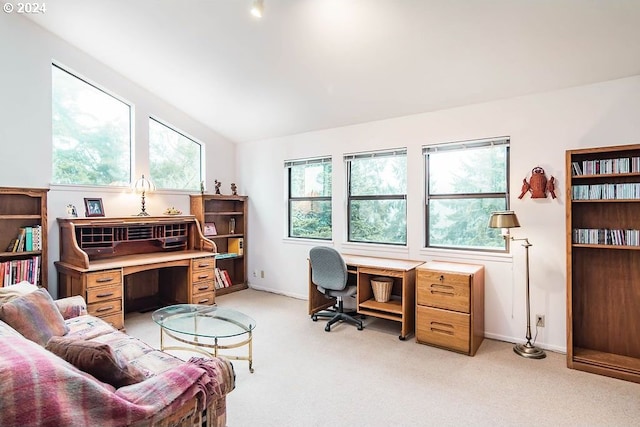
[0,335,231,427]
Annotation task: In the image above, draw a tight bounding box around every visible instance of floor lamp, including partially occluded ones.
[489,210,546,359]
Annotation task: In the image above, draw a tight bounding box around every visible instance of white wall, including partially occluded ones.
[0,13,237,297]
[238,75,640,352]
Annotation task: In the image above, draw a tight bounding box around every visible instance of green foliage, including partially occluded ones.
[52,66,130,186]
[428,145,508,249]
[149,119,201,190]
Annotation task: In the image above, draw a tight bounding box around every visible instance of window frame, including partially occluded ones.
[51,63,133,187]
[345,148,408,245]
[424,137,511,252]
[285,157,333,240]
[148,116,204,191]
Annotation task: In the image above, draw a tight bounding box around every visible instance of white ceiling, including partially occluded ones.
[23,0,640,143]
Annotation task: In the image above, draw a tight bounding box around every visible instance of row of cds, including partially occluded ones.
[571,157,640,176]
[573,228,640,246]
[572,183,640,200]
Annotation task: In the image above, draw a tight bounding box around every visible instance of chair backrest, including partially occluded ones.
[309,246,348,291]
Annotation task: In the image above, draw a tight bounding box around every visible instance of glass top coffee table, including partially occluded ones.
[152,304,256,373]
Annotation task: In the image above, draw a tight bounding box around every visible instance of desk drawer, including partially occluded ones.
[192,291,215,305]
[86,284,122,304]
[192,257,215,272]
[88,298,123,317]
[416,305,470,354]
[192,269,215,283]
[86,270,122,288]
[192,280,215,295]
[417,270,470,313]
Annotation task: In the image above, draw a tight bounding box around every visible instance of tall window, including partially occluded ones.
[286,157,332,239]
[424,138,510,250]
[346,149,407,245]
[149,118,202,191]
[52,64,131,186]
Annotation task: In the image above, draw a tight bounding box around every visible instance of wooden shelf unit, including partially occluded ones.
[566,144,640,383]
[0,187,48,289]
[190,194,248,295]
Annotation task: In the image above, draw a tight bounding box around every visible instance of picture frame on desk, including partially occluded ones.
[84,198,105,217]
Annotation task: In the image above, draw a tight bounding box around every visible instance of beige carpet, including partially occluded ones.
[125,288,640,427]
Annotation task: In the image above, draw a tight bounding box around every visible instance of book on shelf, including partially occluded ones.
[228,237,243,256]
[215,252,237,259]
[5,238,17,252]
[214,267,225,289]
[1,255,40,287]
[222,270,233,287]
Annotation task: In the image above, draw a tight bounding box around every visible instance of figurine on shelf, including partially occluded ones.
[66,204,78,218]
[230,183,237,195]
[200,180,205,195]
[214,180,221,195]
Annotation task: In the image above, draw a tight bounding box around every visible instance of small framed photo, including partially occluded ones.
[84,198,105,217]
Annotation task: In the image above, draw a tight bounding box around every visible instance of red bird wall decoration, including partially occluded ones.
[519,166,556,199]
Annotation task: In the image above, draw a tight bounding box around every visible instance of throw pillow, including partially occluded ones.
[46,336,146,388]
[0,287,69,346]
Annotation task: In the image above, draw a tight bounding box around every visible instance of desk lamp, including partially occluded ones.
[489,210,546,359]
[133,174,155,216]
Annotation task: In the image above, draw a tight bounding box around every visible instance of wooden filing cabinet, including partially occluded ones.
[85,269,124,330]
[416,261,484,356]
[190,256,215,305]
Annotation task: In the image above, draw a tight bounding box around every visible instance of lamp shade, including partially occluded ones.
[488,211,521,229]
[133,175,155,193]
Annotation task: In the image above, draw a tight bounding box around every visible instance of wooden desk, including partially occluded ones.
[308,254,424,340]
[55,216,217,329]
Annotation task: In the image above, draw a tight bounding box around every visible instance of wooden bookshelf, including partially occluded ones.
[566,144,640,383]
[0,187,48,288]
[190,194,248,295]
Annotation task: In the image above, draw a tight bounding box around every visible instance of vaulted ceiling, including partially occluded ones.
[23,0,640,143]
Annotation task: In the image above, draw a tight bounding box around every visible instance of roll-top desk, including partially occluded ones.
[55,216,217,329]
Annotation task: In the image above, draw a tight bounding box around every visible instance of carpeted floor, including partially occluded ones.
[125,288,640,427]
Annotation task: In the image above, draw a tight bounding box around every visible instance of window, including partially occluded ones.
[286,157,332,239]
[52,64,131,186]
[424,138,510,250]
[149,118,202,191]
[345,149,407,245]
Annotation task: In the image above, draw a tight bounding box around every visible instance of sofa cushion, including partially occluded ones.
[46,335,147,388]
[0,287,69,346]
[0,281,38,304]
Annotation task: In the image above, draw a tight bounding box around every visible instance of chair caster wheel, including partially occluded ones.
[357,325,363,331]
[325,325,331,332]
[311,315,317,321]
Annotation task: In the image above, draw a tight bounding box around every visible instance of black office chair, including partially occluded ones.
[309,246,363,332]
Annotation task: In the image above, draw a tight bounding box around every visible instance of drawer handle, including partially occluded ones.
[96,305,114,312]
[96,277,114,283]
[430,284,455,296]
[430,321,454,335]
[198,298,210,304]
[198,285,210,291]
[96,292,114,298]
[198,274,210,279]
[198,263,211,268]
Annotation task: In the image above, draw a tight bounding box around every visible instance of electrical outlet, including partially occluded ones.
[536,314,545,327]
[260,270,265,278]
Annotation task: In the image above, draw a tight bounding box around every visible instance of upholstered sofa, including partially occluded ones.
[0,283,235,427]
